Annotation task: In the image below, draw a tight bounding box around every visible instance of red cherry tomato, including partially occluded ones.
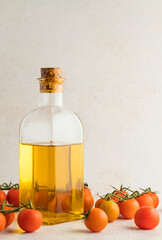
[111,190,128,205]
[136,194,154,207]
[0,190,7,204]
[0,213,6,232]
[134,206,160,230]
[84,185,92,196]
[5,206,15,228]
[145,192,159,208]
[0,206,15,228]
[61,194,70,213]
[113,190,128,198]
[84,194,94,213]
[7,188,19,207]
[120,199,140,219]
[18,209,43,232]
[84,186,94,213]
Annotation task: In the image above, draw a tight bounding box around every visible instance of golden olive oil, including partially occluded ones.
[19,143,84,224]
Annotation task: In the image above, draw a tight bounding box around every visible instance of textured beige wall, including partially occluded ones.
[0,0,162,195]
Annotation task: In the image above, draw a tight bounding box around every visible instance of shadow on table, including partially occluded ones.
[5,229,30,234]
[117,215,130,220]
[68,229,95,234]
[127,226,141,231]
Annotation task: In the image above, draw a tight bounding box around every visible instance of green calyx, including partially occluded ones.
[0,182,19,190]
[97,185,159,204]
[0,200,40,215]
[84,182,89,188]
[81,206,92,220]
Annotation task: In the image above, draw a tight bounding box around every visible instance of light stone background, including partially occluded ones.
[0,0,162,239]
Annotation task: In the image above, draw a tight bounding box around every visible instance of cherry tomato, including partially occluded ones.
[120,199,140,219]
[48,196,56,212]
[84,185,94,213]
[84,208,108,232]
[111,190,128,204]
[84,185,92,196]
[0,190,7,204]
[0,213,6,232]
[1,206,15,228]
[110,195,120,203]
[56,192,68,212]
[100,200,119,222]
[145,192,159,209]
[18,209,43,233]
[134,206,160,230]
[35,190,49,210]
[7,188,19,207]
[136,194,154,207]
[61,194,70,213]
[113,190,128,198]
[84,193,94,213]
[95,198,107,208]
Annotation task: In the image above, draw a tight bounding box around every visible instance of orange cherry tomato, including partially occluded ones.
[84,208,108,232]
[145,192,159,208]
[134,206,160,230]
[0,190,7,204]
[0,213,6,232]
[7,188,19,207]
[100,200,119,222]
[120,199,140,219]
[18,209,43,233]
[95,198,107,208]
[136,194,154,207]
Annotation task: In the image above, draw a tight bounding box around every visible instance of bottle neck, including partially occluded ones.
[39,92,63,107]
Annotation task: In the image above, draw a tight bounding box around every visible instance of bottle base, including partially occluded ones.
[42,212,83,225]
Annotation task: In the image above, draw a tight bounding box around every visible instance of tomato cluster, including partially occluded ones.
[0,184,43,233]
[0,187,20,232]
[0,182,160,234]
[0,188,19,207]
[84,185,160,232]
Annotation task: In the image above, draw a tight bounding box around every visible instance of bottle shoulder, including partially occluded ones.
[20,106,83,144]
[20,106,82,126]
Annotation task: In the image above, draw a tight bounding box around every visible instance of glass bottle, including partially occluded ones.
[19,68,84,224]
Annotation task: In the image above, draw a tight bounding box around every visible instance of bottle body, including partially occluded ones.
[19,142,83,224]
[19,70,84,224]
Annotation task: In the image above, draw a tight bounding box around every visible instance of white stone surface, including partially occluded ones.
[0,0,162,238]
[0,209,161,240]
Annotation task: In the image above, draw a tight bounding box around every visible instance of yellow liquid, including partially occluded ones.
[19,143,84,224]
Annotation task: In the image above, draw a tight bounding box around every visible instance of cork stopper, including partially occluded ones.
[41,68,63,79]
[38,67,65,93]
